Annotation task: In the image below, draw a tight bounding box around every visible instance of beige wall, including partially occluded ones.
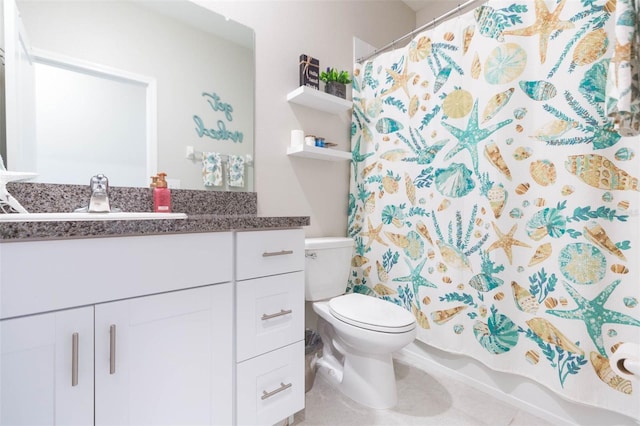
[416,1,463,26]
[196,1,416,237]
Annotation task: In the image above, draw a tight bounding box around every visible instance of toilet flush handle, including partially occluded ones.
[306,252,317,259]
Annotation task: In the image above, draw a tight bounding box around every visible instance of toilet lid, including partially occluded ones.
[329,293,416,333]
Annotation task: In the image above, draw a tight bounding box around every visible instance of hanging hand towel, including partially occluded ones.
[202,152,223,187]
[227,155,245,188]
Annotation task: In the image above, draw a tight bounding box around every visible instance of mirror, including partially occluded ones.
[3,0,254,191]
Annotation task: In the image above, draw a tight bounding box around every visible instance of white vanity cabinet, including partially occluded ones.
[235,229,305,426]
[0,226,307,426]
[0,232,234,426]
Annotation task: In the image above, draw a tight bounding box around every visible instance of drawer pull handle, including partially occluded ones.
[109,325,117,375]
[262,250,293,257]
[261,309,292,321]
[261,382,292,400]
[71,332,79,387]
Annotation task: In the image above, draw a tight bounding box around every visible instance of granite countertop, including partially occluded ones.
[0,214,310,242]
[1,183,310,242]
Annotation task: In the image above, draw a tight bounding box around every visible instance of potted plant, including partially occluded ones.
[319,67,351,99]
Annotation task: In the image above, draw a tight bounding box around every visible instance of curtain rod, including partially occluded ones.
[356,0,485,64]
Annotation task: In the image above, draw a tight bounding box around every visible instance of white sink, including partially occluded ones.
[0,212,188,222]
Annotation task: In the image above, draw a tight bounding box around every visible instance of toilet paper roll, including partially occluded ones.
[291,130,304,148]
[610,342,640,378]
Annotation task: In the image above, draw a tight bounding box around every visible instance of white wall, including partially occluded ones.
[196,0,416,237]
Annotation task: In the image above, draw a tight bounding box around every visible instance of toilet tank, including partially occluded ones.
[304,237,354,301]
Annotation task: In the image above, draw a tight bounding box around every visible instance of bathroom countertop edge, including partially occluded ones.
[0,215,311,242]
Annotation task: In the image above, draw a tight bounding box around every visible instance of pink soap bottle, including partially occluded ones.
[153,172,171,212]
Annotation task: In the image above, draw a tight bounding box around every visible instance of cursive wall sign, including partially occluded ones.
[193,91,244,143]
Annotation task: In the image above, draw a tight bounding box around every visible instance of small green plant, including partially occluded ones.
[320,67,352,84]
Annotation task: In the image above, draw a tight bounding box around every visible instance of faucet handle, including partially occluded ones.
[90,174,109,192]
[88,174,111,213]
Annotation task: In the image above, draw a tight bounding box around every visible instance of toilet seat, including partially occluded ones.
[329,293,416,333]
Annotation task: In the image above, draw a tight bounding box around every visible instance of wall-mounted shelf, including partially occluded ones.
[287,144,351,161]
[286,86,352,114]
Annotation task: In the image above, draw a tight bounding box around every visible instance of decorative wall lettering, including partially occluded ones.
[202,92,234,121]
[193,91,244,143]
[193,117,243,143]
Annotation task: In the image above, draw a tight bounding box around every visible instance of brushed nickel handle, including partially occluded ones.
[262,250,293,257]
[261,382,292,400]
[261,309,292,321]
[71,332,79,387]
[109,325,116,375]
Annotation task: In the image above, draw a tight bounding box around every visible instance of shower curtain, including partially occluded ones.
[348,0,639,418]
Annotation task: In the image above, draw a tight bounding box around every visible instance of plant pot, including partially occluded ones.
[325,81,346,99]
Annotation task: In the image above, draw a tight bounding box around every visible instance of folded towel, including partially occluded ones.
[227,155,245,188]
[202,152,223,187]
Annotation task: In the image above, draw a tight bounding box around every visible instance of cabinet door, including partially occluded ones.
[1,307,94,425]
[95,284,233,426]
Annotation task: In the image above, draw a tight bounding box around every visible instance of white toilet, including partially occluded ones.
[305,237,417,409]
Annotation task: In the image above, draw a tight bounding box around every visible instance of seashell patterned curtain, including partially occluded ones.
[348,0,640,419]
[606,0,640,136]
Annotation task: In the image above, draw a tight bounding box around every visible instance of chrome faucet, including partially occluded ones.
[88,174,110,213]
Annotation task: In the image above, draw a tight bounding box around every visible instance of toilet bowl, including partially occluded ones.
[305,238,417,409]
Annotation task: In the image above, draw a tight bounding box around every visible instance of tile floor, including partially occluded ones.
[294,358,553,426]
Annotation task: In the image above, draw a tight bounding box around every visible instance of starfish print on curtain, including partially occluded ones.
[502,0,575,63]
[547,280,640,356]
[442,99,512,177]
[486,222,531,265]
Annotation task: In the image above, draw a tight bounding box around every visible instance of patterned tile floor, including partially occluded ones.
[294,359,553,426]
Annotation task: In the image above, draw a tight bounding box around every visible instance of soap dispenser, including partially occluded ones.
[153,172,171,212]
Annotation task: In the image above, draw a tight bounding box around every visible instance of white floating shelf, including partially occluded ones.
[287,144,352,161]
[286,86,352,114]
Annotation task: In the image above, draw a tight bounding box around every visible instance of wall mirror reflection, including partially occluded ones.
[2,0,255,191]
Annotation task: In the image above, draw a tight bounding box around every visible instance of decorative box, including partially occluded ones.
[299,54,319,89]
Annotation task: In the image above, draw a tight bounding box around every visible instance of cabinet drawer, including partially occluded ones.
[236,341,304,426]
[236,272,304,362]
[236,229,304,280]
[0,232,232,319]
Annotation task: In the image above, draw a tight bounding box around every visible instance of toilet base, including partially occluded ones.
[319,349,398,409]
[315,317,399,409]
